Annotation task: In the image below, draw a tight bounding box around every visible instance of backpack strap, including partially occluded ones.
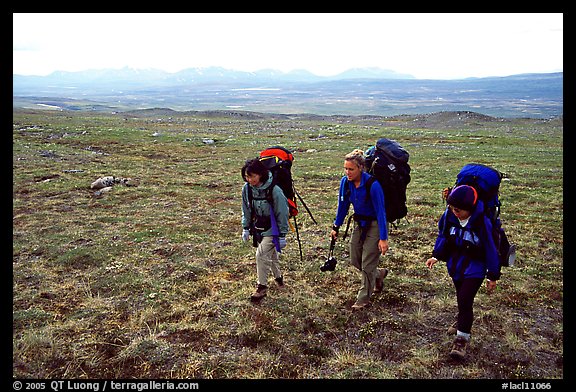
[246,186,259,247]
[364,176,376,202]
[343,175,376,201]
[245,186,254,238]
[248,181,275,206]
[342,177,378,240]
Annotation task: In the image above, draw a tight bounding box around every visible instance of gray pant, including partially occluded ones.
[350,220,381,304]
[256,236,282,286]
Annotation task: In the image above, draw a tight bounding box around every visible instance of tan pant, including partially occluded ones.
[349,220,381,304]
[255,236,282,286]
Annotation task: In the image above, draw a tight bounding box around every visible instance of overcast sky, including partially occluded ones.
[13,13,563,80]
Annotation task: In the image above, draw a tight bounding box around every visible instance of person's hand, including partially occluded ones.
[279,237,287,249]
[330,230,338,241]
[486,279,497,293]
[242,229,250,242]
[426,257,438,269]
[378,239,389,255]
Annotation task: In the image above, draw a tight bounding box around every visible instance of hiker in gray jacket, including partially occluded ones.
[241,158,289,302]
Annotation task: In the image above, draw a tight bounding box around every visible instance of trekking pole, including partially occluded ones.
[329,235,336,257]
[342,215,353,240]
[294,187,317,225]
[293,216,304,262]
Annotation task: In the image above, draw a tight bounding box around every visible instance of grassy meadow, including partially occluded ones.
[12,109,563,380]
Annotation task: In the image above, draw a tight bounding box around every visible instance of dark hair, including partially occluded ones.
[241,158,269,183]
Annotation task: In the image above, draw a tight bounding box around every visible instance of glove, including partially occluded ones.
[242,229,250,242]
[279,237,287,249]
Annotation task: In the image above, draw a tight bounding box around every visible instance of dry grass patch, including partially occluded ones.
[13,109,562,379]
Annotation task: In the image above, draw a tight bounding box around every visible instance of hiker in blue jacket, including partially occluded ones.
[241,158,289,302]
[426,185,501,360]
[330,149,389,310]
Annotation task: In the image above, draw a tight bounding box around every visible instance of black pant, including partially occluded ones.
[452,277,484,334]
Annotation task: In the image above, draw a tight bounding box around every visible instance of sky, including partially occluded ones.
[13,13,563,80]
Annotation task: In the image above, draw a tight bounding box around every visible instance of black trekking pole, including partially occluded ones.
[294,187,317,225]
[293,216,304,262]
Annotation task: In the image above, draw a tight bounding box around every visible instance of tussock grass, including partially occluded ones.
[13,109,563,379]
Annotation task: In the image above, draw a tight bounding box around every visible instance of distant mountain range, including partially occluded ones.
[13,66,415,88]
[12,67,563,118]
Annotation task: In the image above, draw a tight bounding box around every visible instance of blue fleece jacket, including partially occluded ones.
[334,172,388,240]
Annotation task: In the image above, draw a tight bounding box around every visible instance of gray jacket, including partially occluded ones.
[241,174,289,237]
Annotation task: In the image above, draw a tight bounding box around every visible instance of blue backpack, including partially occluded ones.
[455,163,503,221]
[443,163,516,267]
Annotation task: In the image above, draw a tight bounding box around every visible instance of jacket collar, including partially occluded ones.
[251,171,273,191]
[447,199,486,225]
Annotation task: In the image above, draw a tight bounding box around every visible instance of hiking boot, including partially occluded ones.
[449,336,468,360]
[274,276,285,288]
[250,284,268,302]
[447,321,458,335]
[373,268,389,294]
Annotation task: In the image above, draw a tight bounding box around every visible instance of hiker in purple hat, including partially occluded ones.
[426,184,501,360]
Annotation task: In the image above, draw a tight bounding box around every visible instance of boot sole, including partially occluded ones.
[449,350,466,360]
[250,293,267,302]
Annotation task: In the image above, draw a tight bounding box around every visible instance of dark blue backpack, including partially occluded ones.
[443,163,516,267]
[455,163,503,221]
[364,138,411,225]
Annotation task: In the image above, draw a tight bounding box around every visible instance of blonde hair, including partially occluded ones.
[344,149,365,170]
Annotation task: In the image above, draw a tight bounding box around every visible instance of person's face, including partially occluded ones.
[344,160,362,182]
[245,172,262,187]
[449,205,472,220]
